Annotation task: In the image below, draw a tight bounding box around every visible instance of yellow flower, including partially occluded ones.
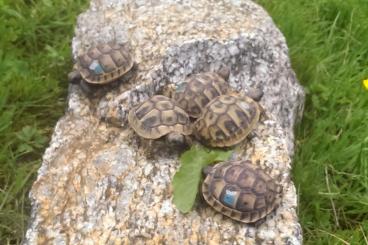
[364,79,368,90]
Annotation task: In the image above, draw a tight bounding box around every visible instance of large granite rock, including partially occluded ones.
[25,0,305,244]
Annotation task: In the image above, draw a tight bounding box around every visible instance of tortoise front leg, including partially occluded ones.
[79,80,94,95]
[68,65,82,84]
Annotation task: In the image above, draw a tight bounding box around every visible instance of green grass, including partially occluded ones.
[0,0,367,244]
[0,0,88,243]
[257,0,368,244]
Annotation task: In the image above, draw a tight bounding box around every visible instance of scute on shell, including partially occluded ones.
[128,95,192,139]
[174,72,229,118]
[202,160,282,223]
[194,94,261,147]
[73,42,134,84]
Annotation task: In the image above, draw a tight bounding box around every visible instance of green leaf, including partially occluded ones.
[172,144,232,213]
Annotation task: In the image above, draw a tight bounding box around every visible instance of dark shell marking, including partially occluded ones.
[202,161,282,223]
[194,94,260,147]
[128,95,192,139]
[174,72,229,118]
[75,42,134,84]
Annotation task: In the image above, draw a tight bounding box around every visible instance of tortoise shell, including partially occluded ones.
[173,72,229,118]
[71,42,134,84]
[194,94,260,147]
[202,160,282,223]
[128,95,192,139]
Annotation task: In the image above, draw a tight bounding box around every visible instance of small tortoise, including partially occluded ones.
[194,93,261,147]
[173,69,230,118]
[128,95,192,139]
[68,42,134,92]
[202,160,282,224]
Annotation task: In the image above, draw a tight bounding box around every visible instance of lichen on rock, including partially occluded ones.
[25,0,304,244]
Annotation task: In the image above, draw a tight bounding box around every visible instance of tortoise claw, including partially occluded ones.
[79,80,94,95]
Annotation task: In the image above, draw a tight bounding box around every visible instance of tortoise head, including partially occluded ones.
[217,66,231,81]
[68,70,82,84]
[203,165,214,176]
[160,83,179,99]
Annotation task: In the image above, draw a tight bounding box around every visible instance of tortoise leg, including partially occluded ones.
[247,131,258,141]
[79,80,95,96]
[184,135,193,146]
[166,133,192,146]
[251,205,280,227]
[68,70,82,84]
[116,62,138,84]
[256,103,270,121]
[252,217,267,227]
[144,139,155,159]
[136,137,154,159]
[119,62,138,84]
[164,133,192,153]
[166,132,185,145]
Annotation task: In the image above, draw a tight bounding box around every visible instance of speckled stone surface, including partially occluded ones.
[25,0,304,244]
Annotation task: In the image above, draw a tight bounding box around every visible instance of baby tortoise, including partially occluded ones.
[128,95,192,139]
[194,93,261,148]
[202,160,282,224]
[173,68,230,118]
[68,42,134,93]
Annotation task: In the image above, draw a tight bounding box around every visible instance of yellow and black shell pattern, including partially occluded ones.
[128,95,192,139]
[202,160,282,223]
[74,42,134,84]
[194,94,261,147]
[173,72,229,118]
